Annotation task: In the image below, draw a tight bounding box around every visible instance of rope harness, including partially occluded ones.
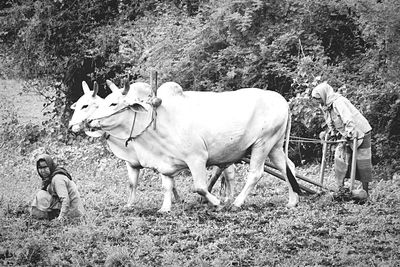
[95,106,352,146]
[90,102,156,146]
[89,98,359,164]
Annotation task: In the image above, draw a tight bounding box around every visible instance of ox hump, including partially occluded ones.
[157,82,184,98]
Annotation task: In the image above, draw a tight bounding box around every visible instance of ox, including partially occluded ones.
[86,80,301,212]
[69,81,235,209]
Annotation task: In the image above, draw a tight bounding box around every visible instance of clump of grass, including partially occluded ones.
[16,238,49,266]
[104,247,135,267]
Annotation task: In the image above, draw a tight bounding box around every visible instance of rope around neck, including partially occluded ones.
[95,105,154,145]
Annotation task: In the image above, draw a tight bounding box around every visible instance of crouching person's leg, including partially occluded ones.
[30,207,49,219]
[48,209,60,220]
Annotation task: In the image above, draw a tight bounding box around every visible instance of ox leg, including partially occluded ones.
[124,162,140,209]
[172,179,181,203]
[189,162,221,208]
[269,148,299,207]
[207,166,223,193]
[222,165,235,203]
[159,174,175,213]
[232,146,268,208]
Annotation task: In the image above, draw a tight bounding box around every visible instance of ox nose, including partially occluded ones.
[70,124,80,133]
[86,119,101,129]
[69,120,84,132]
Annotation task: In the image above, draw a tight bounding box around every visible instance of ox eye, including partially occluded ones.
[82,105,88,109]
[110,103,117,107]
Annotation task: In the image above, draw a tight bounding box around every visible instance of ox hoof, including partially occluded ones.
[286,202,297,208]
[157,208,171,213]
[286,199,299,208]
[286,194,299,208]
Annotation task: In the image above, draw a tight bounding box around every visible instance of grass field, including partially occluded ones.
[0,79,46,124]
[0,79,399,266]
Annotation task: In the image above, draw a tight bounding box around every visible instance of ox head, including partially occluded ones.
[88,79,155,130]
[68,81,104,137]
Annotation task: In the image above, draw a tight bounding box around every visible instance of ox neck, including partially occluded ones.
[100,106,155,146]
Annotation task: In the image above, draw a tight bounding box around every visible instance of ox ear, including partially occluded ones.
[71,102,77,110]
[130,102,148,112]
[82,81,90,95]
[92,81,98,97]
[106,79,119,93]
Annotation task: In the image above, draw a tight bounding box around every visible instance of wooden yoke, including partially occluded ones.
[150,71,158,130]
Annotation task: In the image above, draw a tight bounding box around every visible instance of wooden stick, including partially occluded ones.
[349,136,358,190]
[150,71,158,129]
[150,70,158,96]
[241,158,317,194]
[319,133,329,186]
[264,165,316,194]
[240,157,332,191]
[263,161,331,191]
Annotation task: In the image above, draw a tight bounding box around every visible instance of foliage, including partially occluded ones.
[0,0,119,78]
[1,0,400,164]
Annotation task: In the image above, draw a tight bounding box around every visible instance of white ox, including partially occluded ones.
[69,81,235,209]
[86,81,301,212]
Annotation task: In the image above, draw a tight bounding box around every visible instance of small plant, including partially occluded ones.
[104,247,135,267]
[16,238,50,266]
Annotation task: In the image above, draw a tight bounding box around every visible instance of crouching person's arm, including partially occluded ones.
[52,175,70,222]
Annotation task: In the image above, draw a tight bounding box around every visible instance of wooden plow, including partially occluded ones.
[242,136,358,195]
[240,158,322,194]
[228,136,359,195]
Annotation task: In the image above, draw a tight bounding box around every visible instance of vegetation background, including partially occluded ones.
[0,0,400,266]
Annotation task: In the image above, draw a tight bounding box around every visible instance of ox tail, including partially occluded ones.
[285,110,301,194]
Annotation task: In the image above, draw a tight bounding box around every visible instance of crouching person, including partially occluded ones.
[30,154,85,222]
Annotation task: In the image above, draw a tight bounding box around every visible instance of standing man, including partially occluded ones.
[311,82,372,200]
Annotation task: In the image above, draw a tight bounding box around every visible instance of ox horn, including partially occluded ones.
[122,76,130,96]
[82,81,90,95]
[106,79,119,93]
[92,81,98,97]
